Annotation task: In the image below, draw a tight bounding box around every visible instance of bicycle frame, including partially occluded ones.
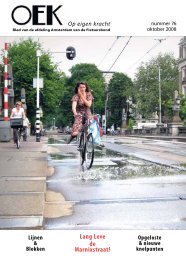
[10,117,24,149]
[78,115,88,162]
[14,127,22,149]
[78,114,94,169]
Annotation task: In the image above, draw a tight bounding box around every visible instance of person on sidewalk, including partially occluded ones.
[67,82,93,144]
[10,101,25,143]
[22,113,30,141]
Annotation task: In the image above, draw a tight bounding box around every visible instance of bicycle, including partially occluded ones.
[78,114,94,169]
[10,118,23,149]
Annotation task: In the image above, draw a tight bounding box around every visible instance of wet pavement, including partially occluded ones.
[104,136,186,169]
[44,135,186,230]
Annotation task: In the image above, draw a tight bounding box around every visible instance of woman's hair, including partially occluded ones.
[15,101,22,107]
[74,82,90,94]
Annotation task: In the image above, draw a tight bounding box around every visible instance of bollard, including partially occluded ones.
[36,108,40,142]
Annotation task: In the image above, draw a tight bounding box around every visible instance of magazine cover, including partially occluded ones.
[0,0,186,258]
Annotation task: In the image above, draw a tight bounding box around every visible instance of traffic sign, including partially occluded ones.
[33,78,43,88]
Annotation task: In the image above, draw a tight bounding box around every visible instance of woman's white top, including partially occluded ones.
[11,107,24,118]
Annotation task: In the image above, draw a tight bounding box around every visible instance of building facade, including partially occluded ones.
[178,36,186,97]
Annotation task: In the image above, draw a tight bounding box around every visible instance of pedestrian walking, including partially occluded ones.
[23,113,30,141]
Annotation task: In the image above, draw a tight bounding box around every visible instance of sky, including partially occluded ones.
[0,36,182,80]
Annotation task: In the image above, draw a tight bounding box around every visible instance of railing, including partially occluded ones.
[121,127,186,136]
[178,127,186,135]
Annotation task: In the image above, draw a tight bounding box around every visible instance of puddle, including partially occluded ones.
[48,138,65,144]
[95,148,123,158]
[78,147,186,181]
[76,162,186,181]
[44,190,73,218]
[115,141,138,145]
[48,137,186,181]
[50,153,77,160]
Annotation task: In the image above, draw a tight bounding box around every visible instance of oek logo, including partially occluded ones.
[11,5,63,25]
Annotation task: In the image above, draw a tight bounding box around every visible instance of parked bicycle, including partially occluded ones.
[10,117,23,149]
[78,114,94,169]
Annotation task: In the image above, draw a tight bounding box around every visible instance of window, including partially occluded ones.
[184,46,186,59]
[179,46,183,58]
[184,86,186,97]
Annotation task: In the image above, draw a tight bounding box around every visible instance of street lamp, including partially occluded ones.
[104,91,110,134]
[154,38,166,125]
[158,65,162,124]
[154,63,162,125]
[36,49,41,142]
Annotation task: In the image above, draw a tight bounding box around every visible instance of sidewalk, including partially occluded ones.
[0,135,48,229]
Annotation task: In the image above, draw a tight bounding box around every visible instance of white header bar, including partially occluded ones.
[0,0,185,36]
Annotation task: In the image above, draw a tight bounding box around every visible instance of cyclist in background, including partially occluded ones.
[10,101,25,143]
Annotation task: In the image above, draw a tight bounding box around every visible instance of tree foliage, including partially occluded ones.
[2,41,107,128]
[134,53,179,122]
[180,96,186,123]
[107,72,133,127]
[6,39,66,126]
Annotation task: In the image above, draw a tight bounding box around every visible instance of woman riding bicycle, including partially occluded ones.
[67,82,93,144]
[10,101,25,143]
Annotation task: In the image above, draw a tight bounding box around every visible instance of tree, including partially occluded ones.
[6,39,66,127]
[107,72,133,127]
[134,53,179,122]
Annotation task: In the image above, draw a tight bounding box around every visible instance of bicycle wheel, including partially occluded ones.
[79,132,85,165]
[84,133,94,169]
[15,129,20,149]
